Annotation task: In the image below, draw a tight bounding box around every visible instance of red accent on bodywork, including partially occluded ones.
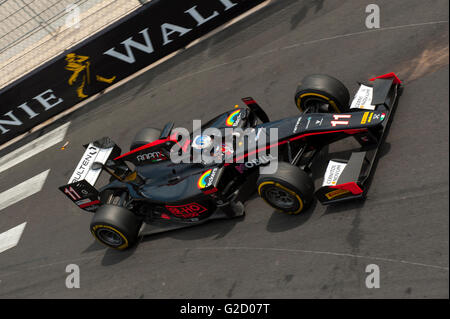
[161,213,171,220]
[243,98,257,105]
[170,132,191,152]
[79,200,100,208]
[166,203,208,218]
[234,129,367,162]
[369,72,402,84]
[202,187,218,195]
[330,182,363,195]
[340,129,367,134]
[181,139,191,152]
[114,137,176,160]
[288,129,367,142]
[169,131,179,140]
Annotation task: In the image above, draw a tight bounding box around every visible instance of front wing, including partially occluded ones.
[314,73,402,204]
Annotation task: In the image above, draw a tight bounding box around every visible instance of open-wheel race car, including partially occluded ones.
[59,72,402,250]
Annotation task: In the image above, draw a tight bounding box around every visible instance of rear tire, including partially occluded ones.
[257,162,315,215]
[90,204,142,250]
[130,128,162,151]
[295,74,350,113]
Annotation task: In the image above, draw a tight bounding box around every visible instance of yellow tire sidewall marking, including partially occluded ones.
[258,181,304,214]
[296,93,340,113]
[91,224,129,250]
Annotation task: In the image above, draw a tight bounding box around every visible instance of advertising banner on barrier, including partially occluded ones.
[0,0,264,145]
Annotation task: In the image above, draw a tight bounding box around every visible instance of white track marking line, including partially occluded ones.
[0,222,26,254]
[0,170,50,212]
[0,241,447,281]
[0,122,70,174]
[147,20,449,91]
[286,20,450,48]
[193,246,449,271]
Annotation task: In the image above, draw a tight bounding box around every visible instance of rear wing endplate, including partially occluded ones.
[59,137,121,212]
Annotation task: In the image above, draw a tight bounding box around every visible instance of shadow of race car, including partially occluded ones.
[59,73,402,250]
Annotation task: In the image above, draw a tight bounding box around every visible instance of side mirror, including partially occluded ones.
[160,121,175,139]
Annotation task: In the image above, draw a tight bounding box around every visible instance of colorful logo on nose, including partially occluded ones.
[192,135,212,149]
[197,169,212,188]
[226,110,241,126]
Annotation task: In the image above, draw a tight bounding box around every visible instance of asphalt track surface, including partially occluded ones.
[0,0,448,298]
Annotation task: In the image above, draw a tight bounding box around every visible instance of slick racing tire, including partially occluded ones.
[130,127,162,151]
[90,204,142,250]
[257,162,315,215]
[295,74,350,113]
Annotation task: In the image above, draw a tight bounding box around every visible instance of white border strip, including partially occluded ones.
[0,170,50,212]
[0,222,27,254]
[0,0,272,152]
[0,122,70,174]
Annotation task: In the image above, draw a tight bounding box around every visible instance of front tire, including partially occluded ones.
[90,204,142,250]
[257,162,315,214]
[295,74,350,113]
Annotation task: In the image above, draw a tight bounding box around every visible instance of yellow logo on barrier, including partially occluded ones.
[65,53,117,98]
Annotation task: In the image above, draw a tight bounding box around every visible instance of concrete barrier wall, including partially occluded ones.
[0,0,264,145]
[0,0,143,90]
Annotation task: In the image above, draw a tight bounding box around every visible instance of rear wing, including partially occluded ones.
[59,137,121,212]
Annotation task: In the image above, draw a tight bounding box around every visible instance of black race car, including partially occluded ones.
[60,73,402,250]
